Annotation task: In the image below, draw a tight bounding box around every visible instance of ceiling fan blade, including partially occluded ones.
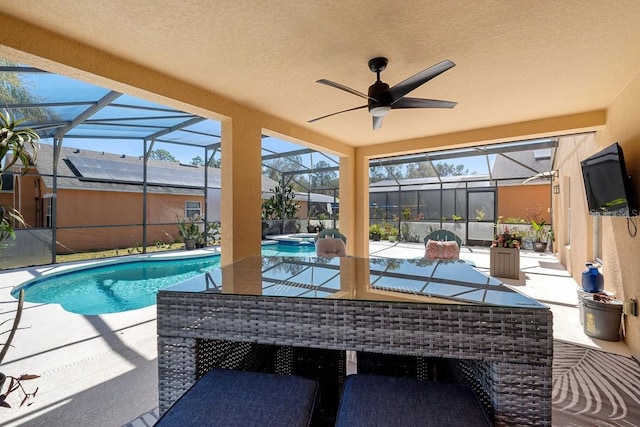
[387,60,456,104]
[391,97,457,109]
[316,79,376,101]
[372,116,383,130]
[308,105,367,123]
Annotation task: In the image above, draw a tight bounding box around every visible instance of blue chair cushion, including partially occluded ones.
[335,374,492,427]
[156,368,319,427]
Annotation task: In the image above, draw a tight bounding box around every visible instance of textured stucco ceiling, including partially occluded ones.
[2,1,640,147]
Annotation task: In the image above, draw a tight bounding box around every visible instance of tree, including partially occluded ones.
[263,156,299,181]
[405,161,469,178]
[310,160,338,190]
[149,149,178,162]
[405,161,438,178]
[0,59,56,123]
[190,156,204,166]
[369,164,405,182]
[435,162,469,177]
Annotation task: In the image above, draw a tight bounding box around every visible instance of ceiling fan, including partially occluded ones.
[309,57,457,130]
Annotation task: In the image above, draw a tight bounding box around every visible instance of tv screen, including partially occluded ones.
[580,142,637,216]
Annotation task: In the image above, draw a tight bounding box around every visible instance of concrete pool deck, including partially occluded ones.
[0,243,633,426]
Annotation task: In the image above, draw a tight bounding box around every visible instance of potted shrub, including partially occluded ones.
[530,220,553,252]
[369,223,383,241]
[384,222,399,242]
[177,215,202,250]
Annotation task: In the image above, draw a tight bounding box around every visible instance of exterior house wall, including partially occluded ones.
[597,69,640,357]
[12,175,41,227]
[0,175,41,228]
[0,192,11,211]
[497,185,551,223]
[54,188,205,253]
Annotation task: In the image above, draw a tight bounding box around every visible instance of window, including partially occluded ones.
[0,173,14,192]
[185,201,201,218]
[45,197,52,228]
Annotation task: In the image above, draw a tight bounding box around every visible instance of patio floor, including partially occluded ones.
[0,243,632,426]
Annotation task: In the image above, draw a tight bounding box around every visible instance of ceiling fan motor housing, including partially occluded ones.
[368,81,391,116]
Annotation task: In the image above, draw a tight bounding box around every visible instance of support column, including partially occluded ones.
[221,116,262,265]
[352,149,370,257]
[338,156,354,255]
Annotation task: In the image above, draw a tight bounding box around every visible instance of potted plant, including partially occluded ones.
[261,184,300,235]
[177,215,202,250]
[384,222,399,242]
[369,223,383,241]
[530,220,553,252]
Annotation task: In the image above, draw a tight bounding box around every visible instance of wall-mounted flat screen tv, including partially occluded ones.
[580,142,637,217]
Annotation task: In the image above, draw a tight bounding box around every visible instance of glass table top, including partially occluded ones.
[164,256,547,309]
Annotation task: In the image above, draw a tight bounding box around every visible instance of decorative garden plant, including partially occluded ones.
[0,110,40,407]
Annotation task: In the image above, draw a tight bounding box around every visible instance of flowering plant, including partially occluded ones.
[493,218,523,248]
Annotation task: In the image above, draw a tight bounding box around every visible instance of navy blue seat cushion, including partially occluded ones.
[335,374,492,427]
[156,369,319,427]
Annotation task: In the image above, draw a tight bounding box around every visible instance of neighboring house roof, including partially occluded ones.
[370,174,492,192]
[369,149,554,192]
[490,149,554,185]
[32,144,333,202]
[31,144,279,196]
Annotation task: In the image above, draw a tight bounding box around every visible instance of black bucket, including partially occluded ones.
[583,296,623,341]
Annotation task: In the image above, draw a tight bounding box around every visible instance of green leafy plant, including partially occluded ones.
[383,222,399,238]
[369,223,383,239]
[0,110,39,175]
[0,110,40,248]
[531,220,553,243]
[0,207,25,247]
[177,215,202,241]
[261,184,300,220]
[0,111,41,407]
[205,222,221,245]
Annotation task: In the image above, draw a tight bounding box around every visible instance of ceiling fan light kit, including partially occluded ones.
[310,57,457,130]
[369,106,390,117]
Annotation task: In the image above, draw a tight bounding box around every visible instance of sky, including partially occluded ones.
[41,137,206,165]
[17,60,489,173]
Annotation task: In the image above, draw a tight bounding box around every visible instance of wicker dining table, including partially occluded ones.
[157,255,553,426]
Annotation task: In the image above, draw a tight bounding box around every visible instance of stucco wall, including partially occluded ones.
[54,188,204,253]
[497,185,551,223]
[555,70,640,357]
[598,69,640,357]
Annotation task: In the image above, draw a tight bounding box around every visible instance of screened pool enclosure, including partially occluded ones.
[0,60,557,269]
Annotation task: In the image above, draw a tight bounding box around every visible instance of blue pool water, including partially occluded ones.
[13,244,316,315]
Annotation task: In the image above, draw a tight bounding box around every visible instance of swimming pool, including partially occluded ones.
[13,243,317,315]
